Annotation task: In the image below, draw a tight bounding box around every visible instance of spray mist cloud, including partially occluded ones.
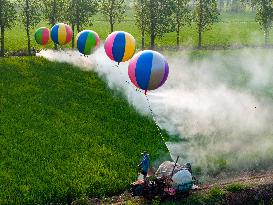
[37,48,273,174]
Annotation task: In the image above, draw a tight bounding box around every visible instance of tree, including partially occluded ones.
[20,0,41,55]
[67,0,98,48]
[218,0,225,11]
[0,0,16,57]
[173,0,191,48]
[43,0,66,26]
[134,0,148,49]
[43,0,66,49]
[98,0,126,32]
[230,0,244,12]
[136,0,175,49]
[193,0,219,48]
[254,0,273,46]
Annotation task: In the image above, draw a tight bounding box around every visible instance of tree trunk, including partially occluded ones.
[71,24,75,49]
[26,0,31,55]
[0,25,4,57]
[198,30,202,49]
[140,0,144,50]
[76,4,80,33]
[76,23,80,33]
[110,15,114,32]
[52,0,57,50]
[150,0,156,49]
[176,24,180,49]
[198,0,203,49]
[264,29,269,47]
[150,34,155,49]
[27,27,31,55]
[110,0,114,32]
[141,29,145,50]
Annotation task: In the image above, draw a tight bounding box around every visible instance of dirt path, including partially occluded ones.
[72,171,273,205]
[199,170,273,190]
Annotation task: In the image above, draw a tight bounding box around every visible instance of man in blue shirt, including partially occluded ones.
[138,152,150,178]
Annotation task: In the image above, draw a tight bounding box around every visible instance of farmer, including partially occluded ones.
[138,152,150,179]
[185,163,192,174]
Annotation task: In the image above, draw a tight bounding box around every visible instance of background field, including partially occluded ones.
[5,12,273,53]
[2,5,273,204]
[0,57,169,204]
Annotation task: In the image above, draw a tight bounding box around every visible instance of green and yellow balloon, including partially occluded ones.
[76,30,100,55]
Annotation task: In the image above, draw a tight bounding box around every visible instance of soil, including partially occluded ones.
[72,171,273,205]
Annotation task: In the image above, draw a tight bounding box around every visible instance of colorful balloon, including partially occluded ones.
[51,23,73,45]
[34,27,50,46]
[76,30,100,55]
[128,50,169,93]
[104,31,136,63]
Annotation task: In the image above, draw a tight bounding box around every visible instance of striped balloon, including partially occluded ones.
[34,27,50,46]
[104,31,136,63]
[128,50,169,92]
[51,23,73,45]
[76,30,100,55]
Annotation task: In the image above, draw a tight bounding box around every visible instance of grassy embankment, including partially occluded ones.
[0,57,169,204]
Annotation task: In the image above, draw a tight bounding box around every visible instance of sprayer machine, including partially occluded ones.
[131,155,196,199]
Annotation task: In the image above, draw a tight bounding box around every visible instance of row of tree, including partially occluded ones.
[0,0,273,57]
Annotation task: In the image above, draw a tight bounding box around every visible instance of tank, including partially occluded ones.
[156,161,183,177]
[156,161,193,192]
[172,169,193,192]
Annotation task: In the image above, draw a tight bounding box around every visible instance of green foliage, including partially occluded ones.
[0,0,17,29]
[209,187,225,198]
[193,0,220,32]
[19,0,41,28]
[3,12,273,52]
[134,0,147,31]
[0,0,17,56]
[255,0,273,45]
[19,0,41,55]
[134,0,149,48]
[230,0,245,12]
[0,57,168,204]
[225,183,250,192]
[42,0,67,26]
[98,0,126,32]
[173,0,191,28]
[162,188,226,205]
[173,0,191,46]
[193,0,220,47]
[66,0,98,32]
[136,0,176,48]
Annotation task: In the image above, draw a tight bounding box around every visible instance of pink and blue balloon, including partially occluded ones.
[104,31,136,64]
[128,50,169,93]
[76,30,100,55]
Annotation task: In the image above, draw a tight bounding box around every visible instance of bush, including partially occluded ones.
[209,187,226,198]
[225,183,249,193]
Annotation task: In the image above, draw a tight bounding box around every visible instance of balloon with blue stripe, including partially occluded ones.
[76,30,100,55]
[50,23,72,45]
[128,50,169,94]
[104,31,136,64]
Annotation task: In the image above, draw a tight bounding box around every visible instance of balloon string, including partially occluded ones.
[112,64,171,155]
[145,95,171,155]
[113,64,144,94]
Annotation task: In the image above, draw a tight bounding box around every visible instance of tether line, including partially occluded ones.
[113,64,171,155]
[145,94,171,155]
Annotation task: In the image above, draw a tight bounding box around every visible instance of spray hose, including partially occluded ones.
[145,95,172,155]
[113,64,171,156]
